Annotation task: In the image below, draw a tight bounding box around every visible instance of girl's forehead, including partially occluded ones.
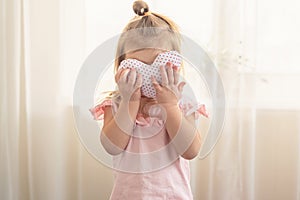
[124,49,167,65]
[126,48,165,56]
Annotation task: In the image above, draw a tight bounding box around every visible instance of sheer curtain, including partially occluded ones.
[1,0,300,200]
[192,0,300,199]
[1,0,113,199]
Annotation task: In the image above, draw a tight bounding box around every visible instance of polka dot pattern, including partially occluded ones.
[119,51,182,98]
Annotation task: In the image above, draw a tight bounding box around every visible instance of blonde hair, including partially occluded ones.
[103,0,182,101]
[114,0,182,73]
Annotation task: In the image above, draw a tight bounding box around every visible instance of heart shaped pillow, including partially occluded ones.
[119,51,182,98]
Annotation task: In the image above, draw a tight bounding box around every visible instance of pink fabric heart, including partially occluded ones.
[119,51,182,98]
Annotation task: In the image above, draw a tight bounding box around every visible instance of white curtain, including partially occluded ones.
[192,0,300,199]
[0,0,114,199]
[1,0,300,200]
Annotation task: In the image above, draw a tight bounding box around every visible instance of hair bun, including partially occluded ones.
[133,0,149,16]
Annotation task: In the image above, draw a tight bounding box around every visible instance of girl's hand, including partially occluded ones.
[115,68,142,102]
[151,62,186,106]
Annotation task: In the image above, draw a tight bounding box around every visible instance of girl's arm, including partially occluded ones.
[101,68,142,155]
[101,100,140,155]
[163,105,201,160]
[152,63,201,160]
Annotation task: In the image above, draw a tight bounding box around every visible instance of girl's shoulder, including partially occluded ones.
[178,95,209,118]
[89,96,120,120]
[89,95,208,121]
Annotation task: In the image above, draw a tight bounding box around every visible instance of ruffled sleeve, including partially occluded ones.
[89,99,113,120]
[178,97,209,118]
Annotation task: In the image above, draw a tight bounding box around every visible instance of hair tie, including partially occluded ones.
[138,8,150,16]
[143,11,151,16]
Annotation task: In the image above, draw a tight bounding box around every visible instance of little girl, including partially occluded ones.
[90,1,208,199]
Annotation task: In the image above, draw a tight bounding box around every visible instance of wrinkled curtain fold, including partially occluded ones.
[191,0,258,198]
[0,0,29,199]
[1,0,113,199]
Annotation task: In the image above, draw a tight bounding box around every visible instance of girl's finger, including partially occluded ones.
[114,69,122,82]
[119,69,130,83]
[173,66,180,85]
[134,73,143,89]
[166,62,174,85]
[151,76,162,92]
[160,65,168,87]
[115,68,128,82]
[178,81,186,93]
[127,69,137,86]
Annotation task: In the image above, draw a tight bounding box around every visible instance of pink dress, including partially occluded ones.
[90,97,208,200]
